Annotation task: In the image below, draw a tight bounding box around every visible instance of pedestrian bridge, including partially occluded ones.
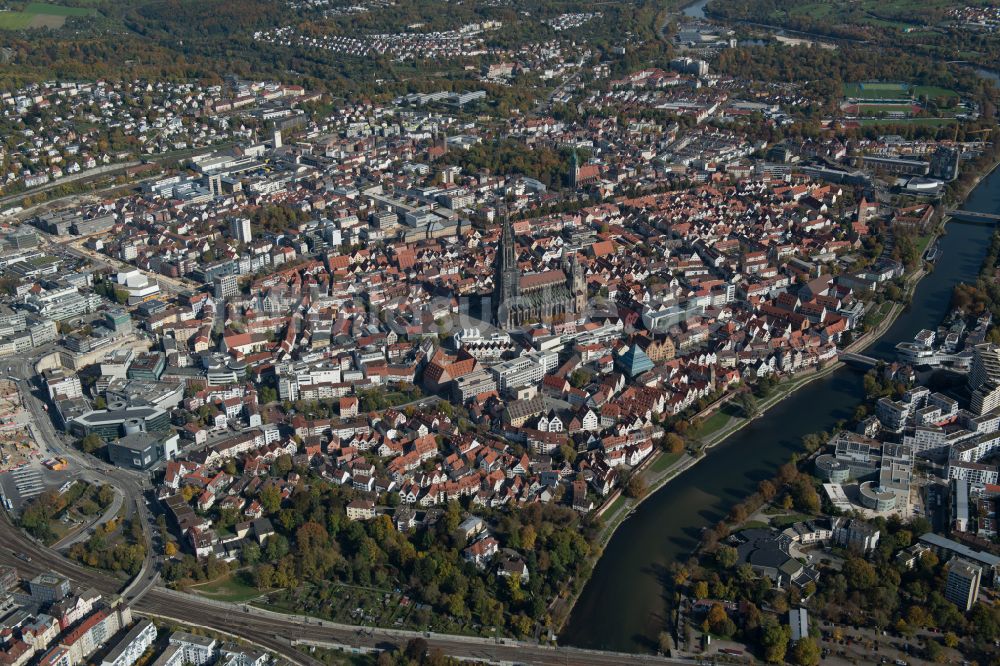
[839,351,880,368]
[946,209,1000,223]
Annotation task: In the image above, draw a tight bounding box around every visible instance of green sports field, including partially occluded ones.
[843,82,959,101]
[843,82,910,99]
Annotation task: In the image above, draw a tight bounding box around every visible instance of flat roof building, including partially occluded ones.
[107,431,179,471]
[945,558,982,612]
[789,607,808,642]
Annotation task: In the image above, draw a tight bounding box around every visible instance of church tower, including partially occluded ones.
[494,212,519,327]
[570,149,580,188]
[571,253,586,319]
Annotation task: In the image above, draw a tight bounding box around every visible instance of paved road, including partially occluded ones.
[8,359,161,603]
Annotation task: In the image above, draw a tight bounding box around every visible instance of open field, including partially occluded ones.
[0,3,96,30]
[648,451,684,474]
[0,11,34,29]
[912,84,959,100]
[857,117,959,127]
[842,82,959,101]
[25,2,95,16]
[843,82,910,98]
[189,572,264,603]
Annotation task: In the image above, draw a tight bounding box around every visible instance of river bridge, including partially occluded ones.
[946,208,1000,223]
[839,351,880,368]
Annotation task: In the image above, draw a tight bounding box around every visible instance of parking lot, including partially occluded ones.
[818,620,961,665]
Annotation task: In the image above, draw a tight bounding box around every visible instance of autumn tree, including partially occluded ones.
[790,637,821,666]
[663,433,685,454]
[760,617,791,664]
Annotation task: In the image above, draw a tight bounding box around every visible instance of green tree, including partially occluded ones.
[253,563,274,589]
[843,557,878,589]
[737,391,759,418]
[97,484,115,508]
[569,369,592,389]
[760,618,791,664]
[80,433,103,454]
[260,485,282,514]
[715,544,738,569]
[790,637,821,666]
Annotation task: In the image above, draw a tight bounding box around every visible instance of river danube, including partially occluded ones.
[561,168,1000,652]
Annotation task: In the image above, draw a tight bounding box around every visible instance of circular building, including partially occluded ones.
[815,454,851,483]
[122,418,143,435]
[859,481,896,512]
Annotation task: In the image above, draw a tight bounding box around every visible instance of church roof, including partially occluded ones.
[519,270,567,292]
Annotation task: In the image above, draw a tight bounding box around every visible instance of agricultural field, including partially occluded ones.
[0,2,97,30]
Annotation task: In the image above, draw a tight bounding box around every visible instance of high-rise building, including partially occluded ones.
[213,273,239,300]
[969,343,1000,392]
[971,381,1000,415]
[229,217,252,244]
[944,558,982,611]
[930,145,961,181]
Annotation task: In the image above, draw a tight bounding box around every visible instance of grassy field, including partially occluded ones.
[648,451,684,474]
[0,11,35,28]
[770,513,816,528]
[912,84,959,100]
[692,404,739,440]
[189,572,263,603]
[843,82,958,102]
[843,82,911,99]
[25,2,95,15]
[914,232,936,257]
[0,3,96,30]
